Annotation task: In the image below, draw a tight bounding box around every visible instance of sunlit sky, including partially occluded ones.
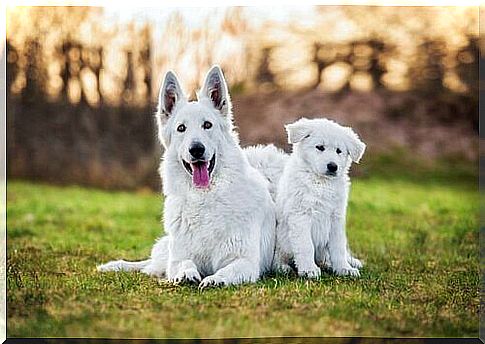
[2,2,479,52]
[103,7,317,32]
[4,0,482,4]
[106,7,314,23]
[4,4,479,101]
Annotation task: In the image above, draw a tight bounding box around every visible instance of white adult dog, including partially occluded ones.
[98,66,276,288]
[273,118,366,278]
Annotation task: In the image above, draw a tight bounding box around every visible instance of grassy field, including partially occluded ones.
[7,162,479,338]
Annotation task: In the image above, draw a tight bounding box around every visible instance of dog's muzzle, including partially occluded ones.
[182,154,216,188]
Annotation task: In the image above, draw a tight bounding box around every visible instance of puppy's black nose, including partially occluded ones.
[327,162,338,173]
[189,142,205,160]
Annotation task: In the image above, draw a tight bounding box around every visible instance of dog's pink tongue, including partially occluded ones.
[192,162,210,188]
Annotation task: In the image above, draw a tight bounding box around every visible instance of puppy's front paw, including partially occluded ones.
[333,266,360,277]
[198,275,225,290]
[298,264,321,279]
[348,256,363,269]
[278,264,294,275]
[171,268,201,285]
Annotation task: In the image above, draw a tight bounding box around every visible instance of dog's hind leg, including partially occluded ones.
[141,235,169,277]
[97,259,151,273]
[199,258,259,289]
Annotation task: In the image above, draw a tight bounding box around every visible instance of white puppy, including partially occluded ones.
[274,117,365,278]
[98,66,276,288]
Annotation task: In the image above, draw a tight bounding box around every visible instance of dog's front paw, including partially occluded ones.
[171,268,201,285]
[348,256,363,269]
[333,265,360,277]
[198,275,225,290]
[298,264,321,279]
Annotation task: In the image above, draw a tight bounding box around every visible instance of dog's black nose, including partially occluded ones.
[189,142,205,159]
[327,162,338,173]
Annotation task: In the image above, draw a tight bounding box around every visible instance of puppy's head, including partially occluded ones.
[285,117,366,178]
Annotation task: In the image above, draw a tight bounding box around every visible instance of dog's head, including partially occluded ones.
[285,118,366,178]
[155,65,234,189]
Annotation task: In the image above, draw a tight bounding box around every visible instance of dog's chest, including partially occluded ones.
[166,190,254,273]
[303,181,344,246]
[178,188,252,225]
[306,180,343,215]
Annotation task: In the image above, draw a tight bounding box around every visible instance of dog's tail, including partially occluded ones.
[244,144,289,201]
[97,236,170,277]
[97,259,152,273]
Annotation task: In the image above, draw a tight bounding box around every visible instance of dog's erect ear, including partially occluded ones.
[285,118,312,144]
[158,70,184,118]
[200,65,232,117]
[156,71,185,147]
[343,127,366,163]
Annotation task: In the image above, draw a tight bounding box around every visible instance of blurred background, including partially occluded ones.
[5,6,479,190]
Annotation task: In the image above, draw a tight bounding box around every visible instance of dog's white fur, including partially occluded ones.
[273,117,365,278]
[244,144,289,201]
[98,66,276,288]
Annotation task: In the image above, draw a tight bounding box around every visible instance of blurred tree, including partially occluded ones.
[123,51,135,105]
[256,46,277,90]
[6,41,18,93]
[6,41,18,178]
[139,25,152,102]
[365,39,387,89]
[59,41,70,102]
[456,36,479,98]
[311,43,331,89]
[22,39,46,103]
[60,41,77,103]
[408,40,446,94]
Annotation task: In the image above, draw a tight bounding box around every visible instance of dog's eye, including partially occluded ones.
[203,121,212,130]
[316,145,325,151]
[336,148,342,154]
[177,124,186,133]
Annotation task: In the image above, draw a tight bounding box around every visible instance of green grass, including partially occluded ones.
[7,165,479,338]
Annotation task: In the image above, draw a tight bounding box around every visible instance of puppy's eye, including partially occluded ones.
[316,145,325,151]
[203,121,212,130]
[177,124,186,133]
[336,148,342,154]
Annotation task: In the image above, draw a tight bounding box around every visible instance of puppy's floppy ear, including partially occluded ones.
[285,118,311,144]
[157,70,184,118]
[343,126,366,163]
[199,65,232,117]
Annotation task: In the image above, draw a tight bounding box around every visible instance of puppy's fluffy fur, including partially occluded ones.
[273,118,365,278]
[98,66,276,288]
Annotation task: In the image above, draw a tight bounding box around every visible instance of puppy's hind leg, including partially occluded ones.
[272,247,293,275]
